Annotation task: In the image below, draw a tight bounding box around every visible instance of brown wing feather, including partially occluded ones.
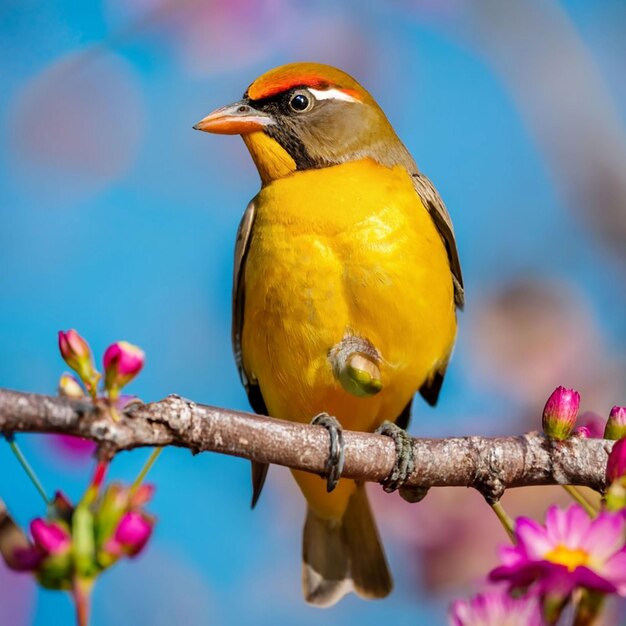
[232,200,270,507]
[410,173,462,405]
[412,173,464,310]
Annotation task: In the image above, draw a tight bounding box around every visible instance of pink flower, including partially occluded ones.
[30,519,71,556]
[605,407,626,441]
[3,519,71,572]
[449,586,544,626]
[490,505,626,596]
[58,330,97,382]
[107,512,153,558]
[58,330,90,362]
[103,341,145,394]
[542,386,580,440]
[607,438,626,484]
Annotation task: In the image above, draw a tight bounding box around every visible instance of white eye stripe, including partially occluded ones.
[308,87,360,103]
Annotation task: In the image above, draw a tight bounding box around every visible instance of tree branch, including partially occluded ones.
[0,388,613,501]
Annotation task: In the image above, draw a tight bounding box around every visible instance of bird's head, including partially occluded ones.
[194,62,415,184]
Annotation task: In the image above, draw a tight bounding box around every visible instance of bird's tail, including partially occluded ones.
[302,483,392,607]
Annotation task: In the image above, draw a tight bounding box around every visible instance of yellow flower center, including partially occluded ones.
[544,545,590,571]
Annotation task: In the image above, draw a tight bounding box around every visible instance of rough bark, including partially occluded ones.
[0,388,613,501]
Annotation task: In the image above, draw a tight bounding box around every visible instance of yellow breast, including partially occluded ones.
[241,158,456,517]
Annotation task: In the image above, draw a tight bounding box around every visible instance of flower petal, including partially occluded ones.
[595,550,626,590]
[516,518,552,558]
[546,505,590,548]
[573,566,617,593]
[580,512,625,559]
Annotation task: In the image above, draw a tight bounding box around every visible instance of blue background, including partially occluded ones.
[2,1,626,624]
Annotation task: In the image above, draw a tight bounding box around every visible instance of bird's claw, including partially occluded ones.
[375,420,415,493]
[311,413,345,492]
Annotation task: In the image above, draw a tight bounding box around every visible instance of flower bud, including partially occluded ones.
[607,438,626,484]
[50,491,74,522]
[58,330,98,389]
[605,406,626,441]
[103,341,144,395]
[108,512,153,557]
[573,426,590,438]
[542,386,580,440]
[30,519,71,556]
[58,373,84,398]
[129,484,155,509]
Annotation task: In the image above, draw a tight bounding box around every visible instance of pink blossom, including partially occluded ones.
[111,512,153,557]
[542,386,580,440]
[490,505,626,596]
[103,341,145,392]
[30,519,71,556]
[57,330,97,384]
[605,407,626,441]
[449,586,544,626]
[58,330,90,361]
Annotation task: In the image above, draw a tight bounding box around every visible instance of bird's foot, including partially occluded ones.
[375,421,415,493]
[311,413,345,492]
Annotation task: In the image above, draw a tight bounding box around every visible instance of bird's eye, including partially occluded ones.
[289,91,312,113]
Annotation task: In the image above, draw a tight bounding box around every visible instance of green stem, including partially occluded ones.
[573,589,605,626]
[562,485,598,517]
[491,501,515,541]
[5,435,50,505]
[131,448,163,493]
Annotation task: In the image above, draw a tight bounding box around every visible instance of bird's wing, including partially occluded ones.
[411,173,463,406]
[412,173,464,310]
[233,199,270,507]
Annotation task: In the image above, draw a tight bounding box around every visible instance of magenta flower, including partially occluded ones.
[490,505,626,596]
[103,341,145,395]
[58,330,97,385]
[542,386,580,440]
[30,519,71,556]
[58,330,90,362]
[607,438,626,484]
[605,407,626,441]
[449,586,544,626]
[106,512,153,558]
[2,519,70,573]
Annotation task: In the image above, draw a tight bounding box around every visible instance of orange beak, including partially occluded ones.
[193,100,274,135]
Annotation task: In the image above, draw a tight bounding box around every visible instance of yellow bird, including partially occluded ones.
[194,62,463,607]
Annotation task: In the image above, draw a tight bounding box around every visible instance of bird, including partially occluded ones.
[194,62,463,607]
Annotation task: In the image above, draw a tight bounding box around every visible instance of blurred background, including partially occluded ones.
[2,0,626,623]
